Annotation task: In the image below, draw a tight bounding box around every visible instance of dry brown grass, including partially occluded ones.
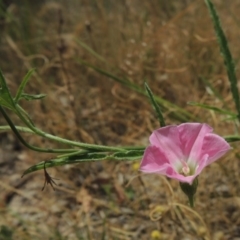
[1,0,240,239]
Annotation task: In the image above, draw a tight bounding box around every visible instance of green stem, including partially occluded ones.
[1,125,240,144]
[224,135,240,142]
[14,105,126,152]
[57,149,90,158]
[188,195,194,208]
[0,125,34,133]
[0,125,147,151]
[0,106,78,154]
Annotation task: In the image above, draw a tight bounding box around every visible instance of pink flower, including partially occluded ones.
[140,123,231,184]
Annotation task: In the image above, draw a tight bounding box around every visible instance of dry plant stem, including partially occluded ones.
[58,10,74,107]
[138,175,151,205]
[5,36,40,81]
[85,21,97,51]
[42,161,58,191]
[57,10,85,142]
[171,202,210,239]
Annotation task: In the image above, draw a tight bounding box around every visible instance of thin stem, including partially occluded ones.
[121,146,146,150]
[0,106,78,154]
[57,149,90,158]
[0,125,34,133]
[188,195,194,208]
[0,125,147,150]
[1,125,240,144]
[14,105,126,152]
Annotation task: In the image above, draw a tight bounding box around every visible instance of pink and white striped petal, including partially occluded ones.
[140,123,231,184]
[149,125,184,171]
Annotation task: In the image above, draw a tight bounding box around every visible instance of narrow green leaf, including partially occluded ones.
[188,101,237,116]
[57,150,90,158]
[78,59,137,89]
[222,115,237,121]
[21,154,106,176]
[22,150,144,176]
[145,82,166,127]
[19,93,46,101]
[224,135,240,142]
[112,150,144,160]
[205,0,240,121]
[15,69,35,103]
[0,69,15,110]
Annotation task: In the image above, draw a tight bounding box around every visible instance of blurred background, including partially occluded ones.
[0,0,240,239]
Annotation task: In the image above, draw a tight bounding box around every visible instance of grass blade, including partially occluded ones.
[15,69,35,103]
[205,0,240,121]
[75,39,106,62]
[224,135,240,142]
[0,69,15,110]
[200,76,223,101]
[145,82,166,127]
[22,150,144,176]
[20,93,46,101]
[188,102,237,116]
[77,60,196,122]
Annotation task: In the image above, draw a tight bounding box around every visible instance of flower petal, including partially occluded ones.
[140,123,231,185]
[140,146,196,183]
[194,153,209,175]
[140,146,170,173]
[200,133,231,166]
[164,167,196,184]
[169,154,209,184]
[177,123,213,164]
[149,126,183,170]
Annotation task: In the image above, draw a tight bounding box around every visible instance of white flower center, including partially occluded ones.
[178,158,192,176]
[181,165,190,175]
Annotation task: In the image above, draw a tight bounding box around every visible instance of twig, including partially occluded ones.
[42,161,58,191]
